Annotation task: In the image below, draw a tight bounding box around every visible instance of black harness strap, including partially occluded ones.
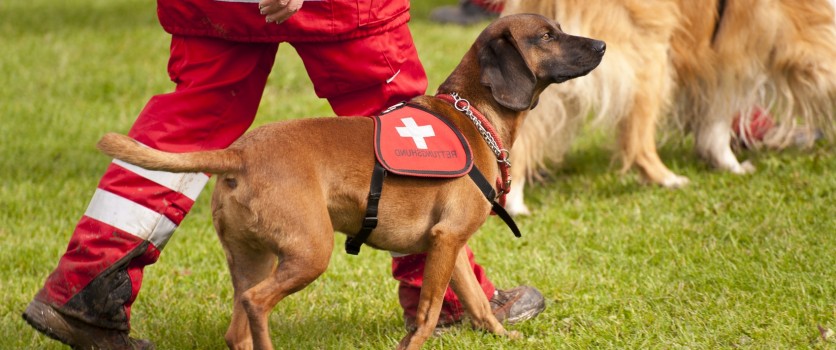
[345,161,387,255]
[346,163,521,255]
[467,167,521,238]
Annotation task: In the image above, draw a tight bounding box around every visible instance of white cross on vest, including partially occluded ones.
[396,117,435,149]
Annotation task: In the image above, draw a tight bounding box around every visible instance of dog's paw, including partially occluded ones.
[730,160,756,175]
[740,160,756,173]
[505,330,522,339]
[506,202,531,217]
[505,183,532,216]
[661,174,690,189]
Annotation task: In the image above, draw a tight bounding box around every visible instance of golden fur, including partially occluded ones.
[502,0,836,215]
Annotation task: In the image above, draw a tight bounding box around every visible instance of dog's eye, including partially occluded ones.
[541,32,554,41]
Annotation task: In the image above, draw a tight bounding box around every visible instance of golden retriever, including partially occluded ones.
[502,0,836,215]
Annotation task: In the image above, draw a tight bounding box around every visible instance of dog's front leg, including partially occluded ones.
[449,248,520,338]
[617,80,690,188]
[396,232,463,350]
[505,170,531,216]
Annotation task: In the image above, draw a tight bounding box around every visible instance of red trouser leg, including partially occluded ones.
[392,246,495,323]
[35,36,278,330]
[292,23,428,116]
[294,23,496,321]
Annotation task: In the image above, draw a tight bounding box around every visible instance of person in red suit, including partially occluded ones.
[22,1,544,348]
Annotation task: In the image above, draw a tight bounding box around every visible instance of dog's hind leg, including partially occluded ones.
[222,239,276,350]
[692,80,757,174]
[235,208,334,350]
[449,248,520,338]
[695,115,755,174]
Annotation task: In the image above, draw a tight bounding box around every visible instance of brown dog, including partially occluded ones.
[96,14,604,350]
[502,0,836,215]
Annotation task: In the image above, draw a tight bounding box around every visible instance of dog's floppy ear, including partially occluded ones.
[478,31,537,111]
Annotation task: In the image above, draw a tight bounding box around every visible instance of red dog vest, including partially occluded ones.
[373,103,472,178]
[346,102,520,255]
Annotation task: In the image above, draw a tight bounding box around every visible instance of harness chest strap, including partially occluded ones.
[345,99,521,255]
[345,160,520,255]
[466,166,522,239]
[345,162,386,255]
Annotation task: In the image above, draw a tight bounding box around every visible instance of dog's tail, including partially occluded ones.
[97,133,243,174]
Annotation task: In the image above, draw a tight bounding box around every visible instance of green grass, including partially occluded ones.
[2,0,835,349]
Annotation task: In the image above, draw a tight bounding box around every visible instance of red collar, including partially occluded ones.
[435,93,511,206]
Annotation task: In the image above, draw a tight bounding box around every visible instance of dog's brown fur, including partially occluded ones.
[502,0,836,215]
[96,14,604,350]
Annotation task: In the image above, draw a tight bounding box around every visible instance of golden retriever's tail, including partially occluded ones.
[97,133,243,174]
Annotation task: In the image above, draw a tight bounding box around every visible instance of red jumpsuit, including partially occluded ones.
[34,0,494,331]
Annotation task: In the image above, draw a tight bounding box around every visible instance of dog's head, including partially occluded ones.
[478,13,606,111]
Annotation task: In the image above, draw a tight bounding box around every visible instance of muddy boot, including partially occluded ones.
[403,284,546,336]
[28,237,159,349]
[489,285,546,324]
[23,300,154,350]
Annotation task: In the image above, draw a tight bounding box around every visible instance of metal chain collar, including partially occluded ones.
[449,92,511,168]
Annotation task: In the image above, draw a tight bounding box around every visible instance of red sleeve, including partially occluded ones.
[157,0,411,43]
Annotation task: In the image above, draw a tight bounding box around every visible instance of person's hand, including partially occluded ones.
[258,0,303,24]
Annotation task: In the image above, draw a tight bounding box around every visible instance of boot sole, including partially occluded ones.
[22,302,75,347]
[23,300,156,350]
[504,299,546,325]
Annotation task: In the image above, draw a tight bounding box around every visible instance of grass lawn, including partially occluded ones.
[2,0,835,349]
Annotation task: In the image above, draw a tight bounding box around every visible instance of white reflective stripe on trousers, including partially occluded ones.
[84,189,179,249]
[112,159,209,201]
[81,158,211,249]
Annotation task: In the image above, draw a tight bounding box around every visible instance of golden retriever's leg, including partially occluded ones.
[397,230,464,350]
[506,121,534,216]
[505,172,530,216]
[696,118,754,174]
[449,248,520,338]
[618,75,689,188]
[506,85,582,216]
[222,240,276,350]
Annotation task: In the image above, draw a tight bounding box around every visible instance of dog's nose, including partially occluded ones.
[590,40,606,55]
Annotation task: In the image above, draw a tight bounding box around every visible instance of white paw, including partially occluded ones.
[661,174,690,188]
[741,160,756,173]
[505,201,531,217]
[505,182,531,216]
[729,160,756,174]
